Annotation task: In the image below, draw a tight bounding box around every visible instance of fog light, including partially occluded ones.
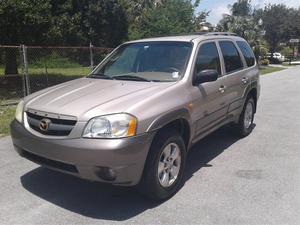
[95,167,116,181]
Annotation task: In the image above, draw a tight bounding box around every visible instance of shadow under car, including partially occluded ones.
[20,125,251,221]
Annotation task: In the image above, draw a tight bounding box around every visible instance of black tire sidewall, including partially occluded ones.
[139,129,187,201]
[240,97,255,136]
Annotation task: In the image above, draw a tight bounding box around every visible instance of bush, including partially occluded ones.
[260,59,270,66]
[253,45,269,60]
[260,46,269,59]
[280,47,293,58]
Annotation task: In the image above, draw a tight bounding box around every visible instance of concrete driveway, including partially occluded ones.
[1,66,300,225]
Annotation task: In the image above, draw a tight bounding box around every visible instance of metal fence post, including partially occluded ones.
[89,42,94,71]
[19,45,26,98]
[21,44,30,96]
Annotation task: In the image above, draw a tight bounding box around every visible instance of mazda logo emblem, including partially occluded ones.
[39,118,51,132]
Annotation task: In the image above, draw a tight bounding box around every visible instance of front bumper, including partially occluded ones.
[10,120,155,186]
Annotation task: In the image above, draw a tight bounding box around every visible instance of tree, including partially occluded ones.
[231,0,251,16]
[259,4,290,54]
[48,0,128,47]
[0,0,51,75]
[254,5,300,55]
[216,0,261,46]
[46,0,84,46]
[0,0,129,75]
[128,0,199,40]
[119,0,155,23]
[79,0,128,47]
[194,11,214,32]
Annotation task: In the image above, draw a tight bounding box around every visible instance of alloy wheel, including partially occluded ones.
[157,143,182,188]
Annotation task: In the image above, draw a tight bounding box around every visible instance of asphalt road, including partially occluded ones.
[1,66,300,225]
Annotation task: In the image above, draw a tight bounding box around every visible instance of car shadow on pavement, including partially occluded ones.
[184,125,247,182]
[20,125,250,221]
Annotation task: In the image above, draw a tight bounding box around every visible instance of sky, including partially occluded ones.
[197,0,300,25]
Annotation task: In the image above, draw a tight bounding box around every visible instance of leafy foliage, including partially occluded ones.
[128,0,198,40]
[216,0,300,56]
[259,5,289,52]
[280,47,293,58]
[216,0,261,46]
[0,0,51,45]
[0,0,129,74]
[258,4,300,53]
[47,0,128,47]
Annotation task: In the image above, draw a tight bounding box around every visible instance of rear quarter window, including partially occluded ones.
[237,41,256,67]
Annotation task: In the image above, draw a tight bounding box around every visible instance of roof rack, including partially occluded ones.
[193,32,238,36]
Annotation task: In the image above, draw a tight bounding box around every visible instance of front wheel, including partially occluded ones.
[139,129,186,201]
[232,97,255,137]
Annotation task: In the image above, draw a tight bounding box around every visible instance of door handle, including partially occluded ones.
[242,77,249,84]
[219,85,226,93]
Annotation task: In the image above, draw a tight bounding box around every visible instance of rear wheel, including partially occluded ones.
[232,97,255,137]
[139,129,186,201]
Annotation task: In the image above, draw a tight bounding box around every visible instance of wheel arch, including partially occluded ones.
[147,108,192,149]
[245,87,258,113]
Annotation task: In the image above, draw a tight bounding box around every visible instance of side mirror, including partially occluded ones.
[193,69,219,85]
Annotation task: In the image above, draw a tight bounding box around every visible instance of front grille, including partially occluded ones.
[26,111,77,136]
[21,149,78,173]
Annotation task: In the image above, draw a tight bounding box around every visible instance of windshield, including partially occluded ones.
[90,41,192,82]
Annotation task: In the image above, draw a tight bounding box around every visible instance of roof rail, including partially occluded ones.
[193,32,238,36]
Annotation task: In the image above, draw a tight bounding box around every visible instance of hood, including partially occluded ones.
[25,77,174,120]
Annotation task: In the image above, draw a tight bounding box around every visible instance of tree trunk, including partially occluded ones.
[4,48,18,75]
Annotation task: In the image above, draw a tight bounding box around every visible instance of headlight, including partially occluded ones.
[82,113,137,138]
[15,100,24,123]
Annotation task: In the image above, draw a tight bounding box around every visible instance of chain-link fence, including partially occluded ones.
[0,45,112,107]
[0,46,24,105]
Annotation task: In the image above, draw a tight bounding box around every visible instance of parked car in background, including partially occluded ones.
[11,32,260,201]
[267,52,285,63]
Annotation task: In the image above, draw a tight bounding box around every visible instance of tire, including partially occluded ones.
[139,128,187,201]
[232,97,255,137]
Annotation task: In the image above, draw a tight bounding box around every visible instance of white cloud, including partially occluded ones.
[207,4,230,25]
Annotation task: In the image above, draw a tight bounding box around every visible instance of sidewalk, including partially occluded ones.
[269,64,294,68]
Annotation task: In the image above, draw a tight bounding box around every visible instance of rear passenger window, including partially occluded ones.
[219,41,243,73]
[195,42,221,75]
[237,41,255,67]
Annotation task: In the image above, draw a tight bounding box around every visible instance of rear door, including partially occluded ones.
[217,40,246,118]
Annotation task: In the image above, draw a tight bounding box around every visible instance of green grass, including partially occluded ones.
[0,67,91,76]
[31,55,83,69]
[29,67,91,76]
[0,106,16,137]
[259,66,286,75]
[282,62,300,66]
[0,67,90,100]
[282,62,296,66]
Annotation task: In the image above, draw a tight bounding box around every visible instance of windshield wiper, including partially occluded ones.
[88,73,114,80]
[113,75,151,82]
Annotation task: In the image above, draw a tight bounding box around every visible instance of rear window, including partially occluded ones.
[237,41,255,67]
[219,41,243,73]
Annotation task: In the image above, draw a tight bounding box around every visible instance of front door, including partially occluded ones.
[190,41,228,139]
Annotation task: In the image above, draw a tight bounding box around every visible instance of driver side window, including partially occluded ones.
[194,42,221,76]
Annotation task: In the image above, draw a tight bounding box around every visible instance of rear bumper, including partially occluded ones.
[10,120,155,186]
